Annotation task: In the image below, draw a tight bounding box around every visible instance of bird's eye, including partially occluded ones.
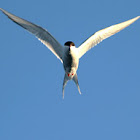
[71,43,75,46]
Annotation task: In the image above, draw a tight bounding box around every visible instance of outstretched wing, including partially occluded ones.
[0,8,64,62]
[78,16,140,58]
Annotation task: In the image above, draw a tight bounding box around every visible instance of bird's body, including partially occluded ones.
[63,44,79,79]
[0,8,139,98]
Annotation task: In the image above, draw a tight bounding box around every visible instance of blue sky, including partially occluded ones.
[0,0,140,140]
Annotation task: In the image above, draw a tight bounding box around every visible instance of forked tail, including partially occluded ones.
[62,74,69,99]
[73,73,82,95]
[62,73,82,99]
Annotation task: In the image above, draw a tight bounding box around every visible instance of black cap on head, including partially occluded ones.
[64,41,75,47]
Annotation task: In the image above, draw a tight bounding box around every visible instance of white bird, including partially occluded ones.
[0,8,139,98]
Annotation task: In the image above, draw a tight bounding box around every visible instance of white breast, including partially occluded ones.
[63,46,79,79]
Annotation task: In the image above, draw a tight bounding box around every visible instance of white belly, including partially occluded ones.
[63,46,79,79]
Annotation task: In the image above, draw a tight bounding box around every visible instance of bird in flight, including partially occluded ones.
[0,8,139,98]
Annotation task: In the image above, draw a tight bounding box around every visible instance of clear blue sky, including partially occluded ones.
[0,0,140,140]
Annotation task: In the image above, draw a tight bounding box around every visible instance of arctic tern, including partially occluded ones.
[0,8,139,98]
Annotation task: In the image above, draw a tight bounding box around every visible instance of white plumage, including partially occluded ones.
[0,8,139,98]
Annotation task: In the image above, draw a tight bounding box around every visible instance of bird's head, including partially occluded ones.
[64,41,75,48]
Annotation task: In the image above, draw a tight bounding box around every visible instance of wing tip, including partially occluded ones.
[135,16,140,20]
[0,8,6,13]
[0,8,3,11]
